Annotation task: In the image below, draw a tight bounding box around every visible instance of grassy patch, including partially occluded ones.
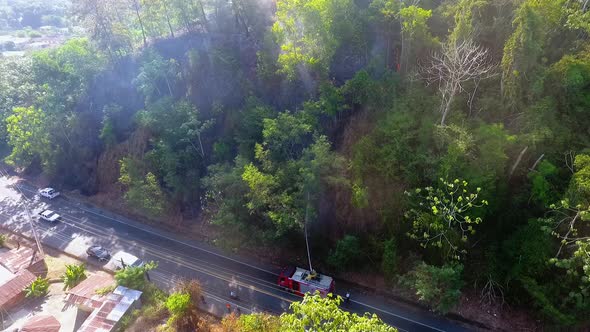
[44,255,69,279]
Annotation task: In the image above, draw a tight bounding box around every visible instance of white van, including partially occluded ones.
[109,251,144,270]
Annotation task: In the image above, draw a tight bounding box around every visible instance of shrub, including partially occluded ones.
[174,279,203,307]
[166,292,191,316]
[327,235,362,271]
[166,292,199,330]
[381,238,399,281]
[62,264,87,289]
[0,234,6,247]
[401,262,464,313]
[25,277,49,298]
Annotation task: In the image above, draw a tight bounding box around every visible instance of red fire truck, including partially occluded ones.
[277,266,335,296]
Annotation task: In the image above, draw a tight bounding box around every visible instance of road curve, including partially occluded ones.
[0,177,474,332]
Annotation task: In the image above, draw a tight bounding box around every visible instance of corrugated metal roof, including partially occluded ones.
[65,273,115,310]
[20,314,61,332]
[0,269,36,307]
[0,247,41,273]
[77,286,142,332]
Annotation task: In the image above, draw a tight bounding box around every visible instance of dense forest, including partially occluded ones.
[0,0,589,327]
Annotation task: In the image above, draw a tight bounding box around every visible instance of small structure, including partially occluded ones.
[0,247,45,311]
[20,314,61,332]
[66,275,143,332]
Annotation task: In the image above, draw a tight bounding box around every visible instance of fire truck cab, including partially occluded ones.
[278,266,335,297]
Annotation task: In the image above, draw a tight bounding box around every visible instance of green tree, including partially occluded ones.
[501,0,565,106]
[272,0,358,80]
[381,238,398,281]
[5,106,51,169]
[119,158,168,217]
[280,292,396,332]
[327,235,362,271]
[134,49,179,101]
[405,178,488,259]
[401,262,463,314]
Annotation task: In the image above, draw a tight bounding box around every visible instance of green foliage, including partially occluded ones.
[528,160,559,206]
[114,261,157,291]
[0,234,5,247]
[221,312,281,332]
[405,178,488,259]
[119,158,168,217]
[401,262,463,314]
[166,292,191,316]
[327,235,362,270]
[134,49,179,102]
[272,0,361,80]
[501,0,565,105]
[5,106,51,169]
[381,238,398,281]
[502,219,553,281]
[280,292,397,332]
[24,277,49,298]
[62,264,87,290]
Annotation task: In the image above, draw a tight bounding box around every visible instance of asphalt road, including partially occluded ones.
[0,177,474,332]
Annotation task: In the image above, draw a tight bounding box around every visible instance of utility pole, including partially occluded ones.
[304,192,313,273]
[24,200,44,256]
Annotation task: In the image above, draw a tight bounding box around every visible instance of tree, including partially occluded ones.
[422,39,496,126]
[5,106,51,169]
[114,261,157,290]
[72,0,133,59]
[501,0,566,106]
[62,264,87,290]
[272,0,358,80]
[327,235,363,271]
[134,50,179,101]
[119,158,168,218]
[401,262,464,314]
[279,292,396,332]
[405,178,488,259]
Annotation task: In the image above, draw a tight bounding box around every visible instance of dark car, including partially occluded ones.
[86,246,111,261]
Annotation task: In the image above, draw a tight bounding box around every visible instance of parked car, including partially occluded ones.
[38,209,60,223]
[110,251,144,270]
[38,187,60,199]
[86,245,111,261]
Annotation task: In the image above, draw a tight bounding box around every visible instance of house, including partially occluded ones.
[66,274,143,332]
[0,247,45,311]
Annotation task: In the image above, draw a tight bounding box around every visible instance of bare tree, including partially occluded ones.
[422,40,496,126]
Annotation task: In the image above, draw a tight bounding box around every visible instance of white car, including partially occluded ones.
[38,187,60,199]
[39,209,61,223]
[109,251,144,270]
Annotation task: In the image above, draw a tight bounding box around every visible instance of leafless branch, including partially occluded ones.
[421,40,497,126]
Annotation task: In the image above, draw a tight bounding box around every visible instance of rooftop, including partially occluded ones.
[0,247,42,273]
[65,273,115,311]
[74,285,142,332]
